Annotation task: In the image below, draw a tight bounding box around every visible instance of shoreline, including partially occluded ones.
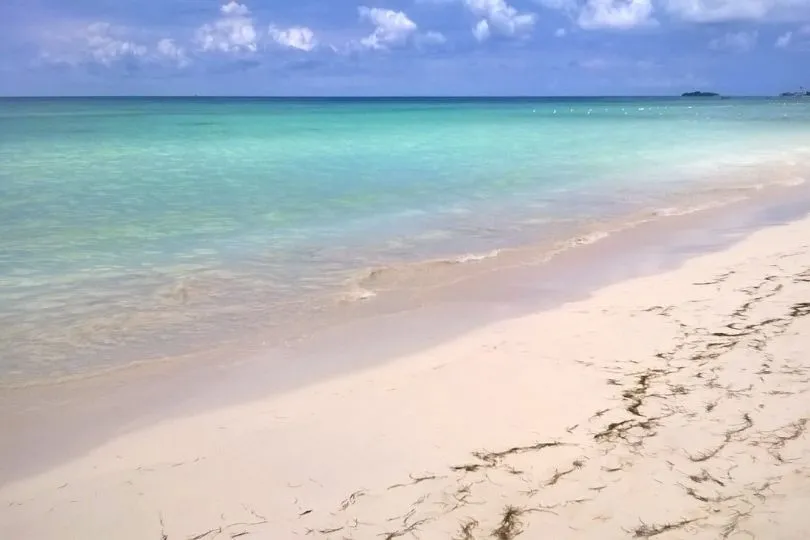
[2,152,807,388]
[3,183,810,538]
[2,181,810,484]
[2,171,806,393]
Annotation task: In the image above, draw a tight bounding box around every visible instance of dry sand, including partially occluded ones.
[4,214,810,539]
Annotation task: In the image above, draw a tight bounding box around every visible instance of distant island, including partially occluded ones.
[780,88,810,97]
[681,91,720,98]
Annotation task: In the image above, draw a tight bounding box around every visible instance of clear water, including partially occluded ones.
[1,97,809,383]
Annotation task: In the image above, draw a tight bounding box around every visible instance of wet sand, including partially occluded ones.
[3,187,810,538]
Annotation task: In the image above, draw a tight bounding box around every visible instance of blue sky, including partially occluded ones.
[0,0,807,96]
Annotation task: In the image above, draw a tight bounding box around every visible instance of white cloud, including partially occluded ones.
[36,2,328,69]
[473,19,492,40]
[417,31,448,46]
[776,31,793,47]
[269,25,318,51]
[577,0,656,30]
[709,30,759,51]
[664,0,810,23]
[774,25,810,48]
[465,0,537,39]
[39,22,147,66]
[358,6,418,49]
[156,38,189,67]
[195,1,258,54]
[555,27,568,36]
[221,1,250,17]
[85,23,147,65]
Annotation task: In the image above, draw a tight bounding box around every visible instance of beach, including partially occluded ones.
[4,192,810,538]
[3,97,810,538]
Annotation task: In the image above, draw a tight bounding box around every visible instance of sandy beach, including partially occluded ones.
[4,208,810,539]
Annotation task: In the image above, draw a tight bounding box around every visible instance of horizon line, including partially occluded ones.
[0,93,788,99]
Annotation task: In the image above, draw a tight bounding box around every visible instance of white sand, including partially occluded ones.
[4,215,810,539]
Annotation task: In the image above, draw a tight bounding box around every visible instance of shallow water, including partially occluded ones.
[1,97,809,383]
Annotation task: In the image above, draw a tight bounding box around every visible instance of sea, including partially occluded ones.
[1,96,809,385]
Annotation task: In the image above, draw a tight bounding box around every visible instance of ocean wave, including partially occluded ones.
[341,230,619,302]
[345,249,507,296]
[650,198,744,218]
[338,177,810,305]
[566,231,610,247]
[452,249,502,263]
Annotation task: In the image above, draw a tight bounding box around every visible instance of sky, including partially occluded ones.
[0,0,807,96]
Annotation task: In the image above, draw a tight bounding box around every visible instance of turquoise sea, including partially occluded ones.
[1,97,809,384]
